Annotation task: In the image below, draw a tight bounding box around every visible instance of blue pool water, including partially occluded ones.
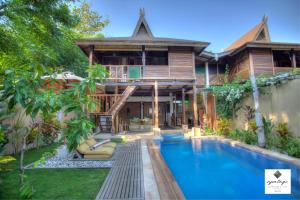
[159,139,300,199]
[161,133,185,142]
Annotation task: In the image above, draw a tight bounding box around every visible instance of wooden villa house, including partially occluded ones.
[75,10,300,134]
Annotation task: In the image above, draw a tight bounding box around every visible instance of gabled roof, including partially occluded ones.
[132,8,154,39]
[224,15,271,51]
[75,9,209,52]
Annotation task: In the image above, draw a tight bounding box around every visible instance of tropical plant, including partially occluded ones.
[204,127,214,135]
[281,137,300,158]
[216,118,231,136]
[275,123,290,137]
[242,105,255,121]
[248,119,257,132]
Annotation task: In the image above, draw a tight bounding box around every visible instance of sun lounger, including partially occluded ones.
[76,138,116,159]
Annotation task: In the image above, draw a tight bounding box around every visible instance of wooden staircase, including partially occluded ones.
[90,86,136,133]
[108,86,136,116]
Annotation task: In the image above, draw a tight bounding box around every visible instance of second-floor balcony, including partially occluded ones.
[104,65,195,82]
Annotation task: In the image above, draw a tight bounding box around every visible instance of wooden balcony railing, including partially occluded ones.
[105,65,142,82]
[105,65,194,82]
[274,67,299,74]
[89,94,122,114]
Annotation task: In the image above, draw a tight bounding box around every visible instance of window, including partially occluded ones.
[195,64,205,74]
[273,50,292,67]
[146,51,168,65]
[208,64,217,74]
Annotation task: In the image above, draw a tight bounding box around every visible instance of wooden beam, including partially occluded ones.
[154,81,159,128]
[182,88,186,125]
[89,45,94,66]
[193,84,198,127]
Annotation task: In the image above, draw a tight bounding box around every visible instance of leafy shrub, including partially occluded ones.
[265,131,282,150]
[248,119,257,132]
[243,105,255,121]
[281,136,300,158]
[41,114,61,144]
[27,126,39,144]
[275,123,290,137]
[240,130,257,145]
[204,127,214,135]
[228,130,238,139]
[230,129,257,145]
[216,118,231,136]
[262,117,274,136]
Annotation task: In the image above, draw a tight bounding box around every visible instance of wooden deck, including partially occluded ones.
[96,140,145,200]
[147,140,185,200]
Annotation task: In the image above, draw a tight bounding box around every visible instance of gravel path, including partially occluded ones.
[25,145,115,169]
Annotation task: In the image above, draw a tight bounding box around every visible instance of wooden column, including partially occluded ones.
[154,81,159,128]
[142,45,146,78]
[205,62,209,87]
[89,45,94,66]
[182,88,186,125]
[271,50,275,75]
[114,86,119,133]
[292,52,297,68]
[141,102,144,119]
[169,92,173,126]
[152,88,155,126]
[174,95,177,126]
[193,84,198,127]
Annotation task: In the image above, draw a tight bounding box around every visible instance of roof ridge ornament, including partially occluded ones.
[140,8,145,17]
[262,15,268,23]
[132,8,154,38]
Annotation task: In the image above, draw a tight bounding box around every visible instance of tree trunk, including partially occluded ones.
[249,52,265,147]
[20,137,26,184]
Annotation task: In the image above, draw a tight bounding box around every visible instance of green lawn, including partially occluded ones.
[0,144,110,200]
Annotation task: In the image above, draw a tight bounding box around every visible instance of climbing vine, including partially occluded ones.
[210,70,299,119]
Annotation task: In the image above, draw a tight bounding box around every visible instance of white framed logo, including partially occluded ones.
[265,169,291,194]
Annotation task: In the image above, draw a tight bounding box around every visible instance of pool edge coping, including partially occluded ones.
[141,139,161,200]
[146,139,186,200]
[193,136,300,168]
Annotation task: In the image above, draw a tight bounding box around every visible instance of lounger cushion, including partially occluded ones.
[86,138,97,146]
[76,142,90,154]
[85,146,114,155]
[102,142,117,148]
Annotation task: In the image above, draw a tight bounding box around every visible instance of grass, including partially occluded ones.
[0,143,110,200]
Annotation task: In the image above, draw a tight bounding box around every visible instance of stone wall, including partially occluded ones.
[233,78,300,138]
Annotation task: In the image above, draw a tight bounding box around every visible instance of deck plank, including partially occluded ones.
[96,140,144,200]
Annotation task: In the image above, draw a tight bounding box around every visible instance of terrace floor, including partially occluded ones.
[96,140,145,200]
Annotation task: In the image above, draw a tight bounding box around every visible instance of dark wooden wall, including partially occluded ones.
[169,48,194,78]
[251,48,274,75]
[229,50,250,80]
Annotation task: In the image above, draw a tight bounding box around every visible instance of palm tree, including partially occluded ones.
[249,53,265,147]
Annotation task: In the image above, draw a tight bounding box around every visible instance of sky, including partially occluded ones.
[87,0,300,52]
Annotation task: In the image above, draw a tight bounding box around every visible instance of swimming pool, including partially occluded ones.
[159,139,300,199]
